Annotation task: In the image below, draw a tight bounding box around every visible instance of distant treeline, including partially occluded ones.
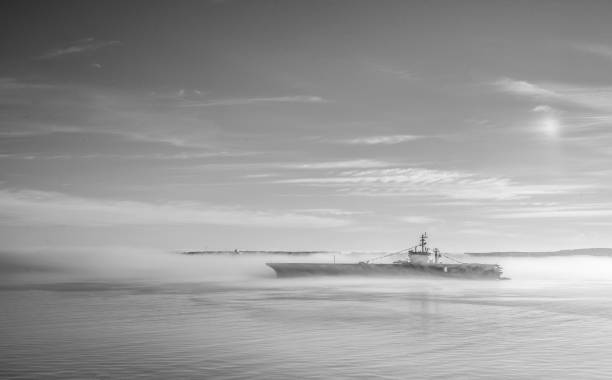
[466,248,612,257]
[182,250,332,256]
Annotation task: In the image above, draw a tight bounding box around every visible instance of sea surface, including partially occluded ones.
[2,250,612,379]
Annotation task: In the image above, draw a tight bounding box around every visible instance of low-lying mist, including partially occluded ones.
[2,248,612,288]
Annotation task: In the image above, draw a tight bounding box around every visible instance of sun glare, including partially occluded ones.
[539,116,561,138]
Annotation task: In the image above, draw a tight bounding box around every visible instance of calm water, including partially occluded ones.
[2,251,612,379]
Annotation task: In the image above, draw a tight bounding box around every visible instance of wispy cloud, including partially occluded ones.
[400,216,439,224]
[374,65,414,80]
[295,208,367,216]
[37,38,121,60]
[340,135,421,145]
[108,129,209,149]
[276,167,584,200]
[0,125,214,151]
[574,43,612,61]
[280,168,464,185]
[243,173,278,179]
[179,95,328,107]
[456,228,518,238]
[282,159,392,169]
[0,77,55,90]
[0,189,350,228]
[0,79,227,152]
[149,88,208,102]
[493,77,612,112]
[492,203,612,219]
[494,77,612,145]
[0,151,255,161]
[494,78,557,98]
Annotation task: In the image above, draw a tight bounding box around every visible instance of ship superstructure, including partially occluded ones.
[405,233,441,265]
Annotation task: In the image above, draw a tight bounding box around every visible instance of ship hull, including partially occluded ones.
[266,262,503,280]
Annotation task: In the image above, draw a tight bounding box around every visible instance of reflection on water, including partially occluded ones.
[2,251,612,379]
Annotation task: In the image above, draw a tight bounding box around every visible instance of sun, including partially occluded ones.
[539,116,561,138]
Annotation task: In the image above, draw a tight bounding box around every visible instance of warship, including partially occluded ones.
[267,233,505,280]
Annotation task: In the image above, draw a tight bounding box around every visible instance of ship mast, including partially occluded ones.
[420,232,428,253]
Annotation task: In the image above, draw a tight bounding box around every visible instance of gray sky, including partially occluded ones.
[2,0,612,252]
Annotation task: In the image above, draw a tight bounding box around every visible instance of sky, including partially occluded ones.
[1,0,612,252]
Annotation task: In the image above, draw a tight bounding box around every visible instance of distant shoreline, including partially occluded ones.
[466,248,612,257]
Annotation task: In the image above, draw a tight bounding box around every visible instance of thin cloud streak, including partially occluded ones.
[494,78,557,98]
[282,160,392,169]
[179,95,328,107]
[0,77,57,90]
[276,168,585,200]
[295,208,367,216]
[400,216,439,224]
[0,189,350,228]
[341,135,421,145]
[492,204,612,219]
[0,152,255,161]
[37,38,121,60]
[574,43,612,61]
[374,65,414,80]
[0,125,214,151]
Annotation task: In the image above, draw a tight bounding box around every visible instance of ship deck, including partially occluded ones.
[266,262,503,279]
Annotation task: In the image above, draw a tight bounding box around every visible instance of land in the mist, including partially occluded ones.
[466,248,612,257]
